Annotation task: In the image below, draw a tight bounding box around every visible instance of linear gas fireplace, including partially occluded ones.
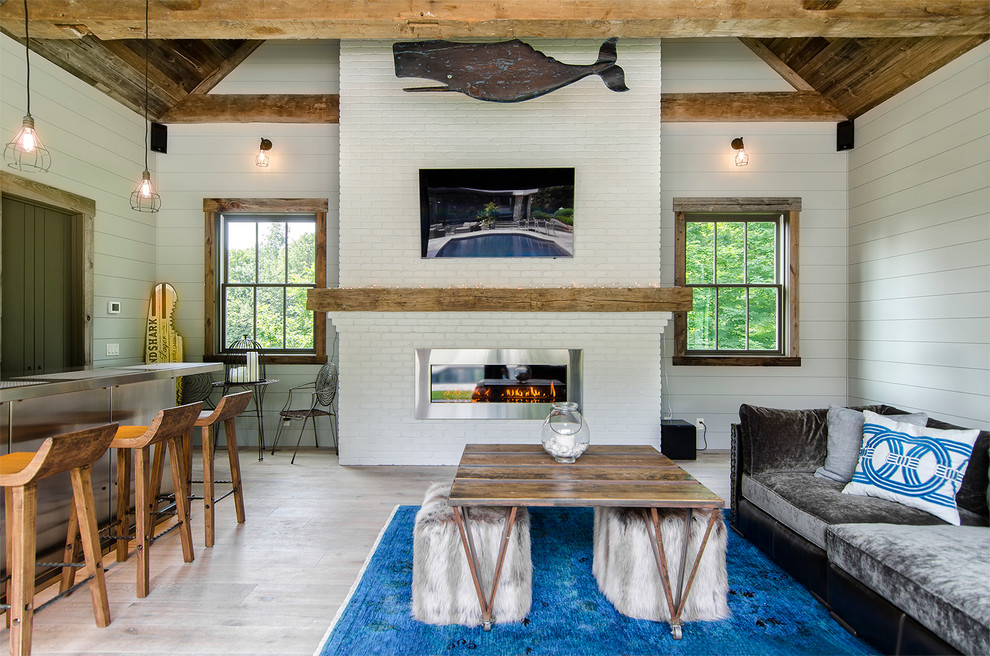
[415,348,583,419]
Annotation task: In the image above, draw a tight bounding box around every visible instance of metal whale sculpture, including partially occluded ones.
[393,38,629,103]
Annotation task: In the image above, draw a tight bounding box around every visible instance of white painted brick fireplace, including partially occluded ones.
[334,39,667,465]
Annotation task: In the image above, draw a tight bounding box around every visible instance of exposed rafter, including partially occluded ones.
[662,92,846,122]
[739,38,816,91]
[1,1,987,40]
[755,34,988,118]
[152,91,848,124]
[186,40,264,95]
[1,1,985,124]
[159,94,338,123]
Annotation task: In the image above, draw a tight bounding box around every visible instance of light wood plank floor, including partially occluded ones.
[7,448,729,656]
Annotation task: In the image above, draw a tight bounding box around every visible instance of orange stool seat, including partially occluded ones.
[1,423,117,656]
[106,402,202,598]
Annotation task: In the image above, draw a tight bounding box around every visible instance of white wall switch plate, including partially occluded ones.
[108,300,121,314]
[106,343,120,356]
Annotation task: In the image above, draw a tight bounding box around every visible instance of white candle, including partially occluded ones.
[246,352,258,381]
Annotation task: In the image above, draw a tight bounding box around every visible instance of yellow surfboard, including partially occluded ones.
[145,282,184,363]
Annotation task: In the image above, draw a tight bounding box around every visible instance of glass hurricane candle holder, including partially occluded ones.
[541,401,590,463]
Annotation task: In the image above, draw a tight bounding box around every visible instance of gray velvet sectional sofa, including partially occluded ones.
[730,404,990,656]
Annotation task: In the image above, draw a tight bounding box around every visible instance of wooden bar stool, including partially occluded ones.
[183,391,253,548]
[0,423,117,656]
[110,402,202,598]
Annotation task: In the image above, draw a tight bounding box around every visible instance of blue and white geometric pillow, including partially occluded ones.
[842,411,980,525]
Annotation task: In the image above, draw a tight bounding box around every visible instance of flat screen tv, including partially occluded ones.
[420,168,575,258]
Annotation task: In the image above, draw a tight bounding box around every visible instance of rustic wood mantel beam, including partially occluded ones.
[307,287,694,313]
[662,91,847,122]
[158,93,339,123]
[3,1,986,40]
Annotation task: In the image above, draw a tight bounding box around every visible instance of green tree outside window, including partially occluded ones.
[222,216,317,352]
[684,216,782,354]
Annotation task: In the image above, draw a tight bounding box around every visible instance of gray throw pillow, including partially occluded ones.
[814,406,928,483]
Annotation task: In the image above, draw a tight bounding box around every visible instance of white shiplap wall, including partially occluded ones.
[156,41,341,446]
[660,40,850,449]
[1,32,153,367]
[847,42,990,430]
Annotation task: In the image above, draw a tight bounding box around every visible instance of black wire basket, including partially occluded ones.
[224,335,266,383]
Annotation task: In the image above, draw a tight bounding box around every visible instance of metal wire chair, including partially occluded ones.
[178,372,215,409]
[270,362,338,463]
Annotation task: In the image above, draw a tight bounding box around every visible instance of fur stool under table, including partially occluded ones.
[593,507,729,623]
[412,482,532,626]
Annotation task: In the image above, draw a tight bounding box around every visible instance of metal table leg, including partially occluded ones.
[450,505,518,631]
[253,387,265,461]
[647,508,721,640]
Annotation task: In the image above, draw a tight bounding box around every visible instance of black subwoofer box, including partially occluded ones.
[660,419,697,460]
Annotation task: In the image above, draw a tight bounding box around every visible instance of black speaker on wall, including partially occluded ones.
[837,119,854,151]
[150,122,168,154]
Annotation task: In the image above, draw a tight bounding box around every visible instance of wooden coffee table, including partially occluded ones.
[447,443,724,636]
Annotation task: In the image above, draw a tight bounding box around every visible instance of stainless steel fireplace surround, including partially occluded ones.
[415,348,583,420]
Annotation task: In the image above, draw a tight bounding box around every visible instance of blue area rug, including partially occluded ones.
[316,506,876,656]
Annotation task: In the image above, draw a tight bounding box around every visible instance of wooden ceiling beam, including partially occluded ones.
[157,91,849,124]
[662,92,847,122]
[187,40,265,95]
[158,93,339,123]
[158,91,850,124]
[2,1,987,40]
[739,38,816,91]
[160,1,201,9]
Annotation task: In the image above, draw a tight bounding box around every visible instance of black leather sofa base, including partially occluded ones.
[734,498,961,655]
[829,565,959,656]
[736,498,829,603]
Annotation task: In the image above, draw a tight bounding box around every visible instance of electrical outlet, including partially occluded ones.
[696,417,706,430]
[106,343,120,356]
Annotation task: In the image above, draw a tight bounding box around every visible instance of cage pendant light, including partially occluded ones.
[3,0,52,172]
[130,0,161,213]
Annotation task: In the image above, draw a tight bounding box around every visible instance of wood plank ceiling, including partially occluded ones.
[0,1,987,125]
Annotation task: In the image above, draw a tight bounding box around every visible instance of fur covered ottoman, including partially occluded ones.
[593,507,729,622]
[412,482,532,626]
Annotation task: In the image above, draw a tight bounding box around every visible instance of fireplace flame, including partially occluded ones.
[470,379,564,403]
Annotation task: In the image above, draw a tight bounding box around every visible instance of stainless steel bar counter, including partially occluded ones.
[0,362,222,590]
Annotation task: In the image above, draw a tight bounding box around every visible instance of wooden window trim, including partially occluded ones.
[672,197,801,367]
[204,198,328,365]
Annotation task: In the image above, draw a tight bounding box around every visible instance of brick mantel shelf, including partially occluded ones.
[307,287,692,313]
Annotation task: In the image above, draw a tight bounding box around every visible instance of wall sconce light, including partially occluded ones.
[731,137,749,166]
[3,0,52,172]
[255,138,273,167]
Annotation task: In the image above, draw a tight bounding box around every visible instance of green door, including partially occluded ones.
[1,197,84,377]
